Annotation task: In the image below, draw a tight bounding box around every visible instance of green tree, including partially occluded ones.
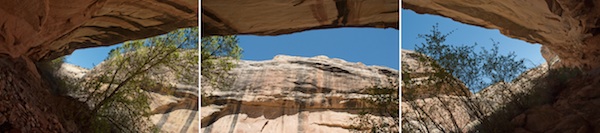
[200,35,242,106]
[401,24,529,132]
[351,77,399,133]
[201,35,242,88]
[78,27,198,132]
[414,23,527,92]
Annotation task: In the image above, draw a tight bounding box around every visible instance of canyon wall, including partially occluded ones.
[201,55,398,133]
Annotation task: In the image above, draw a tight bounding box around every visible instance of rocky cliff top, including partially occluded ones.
[205,54,398,94]
[401,50,471,100]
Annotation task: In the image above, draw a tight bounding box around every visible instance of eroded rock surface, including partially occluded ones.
[403,0,600,70]
[0,57,101,132]
[201,0,398,36]
[201,55,398,133]
[0,0,198,61]
[511,70,600,132]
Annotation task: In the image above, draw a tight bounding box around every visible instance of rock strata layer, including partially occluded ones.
[201,55,398,133]
[0,0,198,61]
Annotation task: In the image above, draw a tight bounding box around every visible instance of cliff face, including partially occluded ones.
[403,0,600,70]
[59,63,199,133]
[201,0,398,36]
[201,55,398,133]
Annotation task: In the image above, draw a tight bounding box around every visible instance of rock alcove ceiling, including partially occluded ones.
[403,0,600,70]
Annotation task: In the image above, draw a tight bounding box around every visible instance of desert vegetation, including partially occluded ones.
[400,24,566,132]
[37,27,199,132]
[200,35,243,107]
[351,76,399,133]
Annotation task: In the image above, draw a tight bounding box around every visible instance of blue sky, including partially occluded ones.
[66,10,541,71]
[238,28,399,70]
[402,9,545,68]
[65,44,121,69]
[66,28,400,70]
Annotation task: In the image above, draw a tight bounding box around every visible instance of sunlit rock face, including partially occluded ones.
[403,0,600,70]
[60,63,199,133]
[0,0,198,61]
[201,55,398,133]
[401,50,472,100]
[146,83,199,133]
[201,0,398,36]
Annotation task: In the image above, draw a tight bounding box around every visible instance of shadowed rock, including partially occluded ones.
[201,0,398,36]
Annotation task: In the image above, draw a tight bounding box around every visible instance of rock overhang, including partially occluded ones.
[201,0,399,37]
[402,0,600,70]
[0,0,198,61]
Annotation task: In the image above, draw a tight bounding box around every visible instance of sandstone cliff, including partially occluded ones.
[58,63,199,133]
[201,55,398,133]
